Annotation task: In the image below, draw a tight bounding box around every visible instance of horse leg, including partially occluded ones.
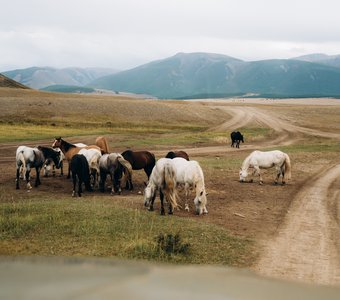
[281,166,286,185]
[72,172,77,197]
[148,192,156,212]
[274,166,281,185]
[67,161,71,179]
[99,171,107,192]
[254,166,263,184]
[60,161,64,177]
[25,165,32,190]
[16,167,20,189]
[159,190,166,215]
[184,183,190,212]
[78,176,82,197]
[35,167,41,187]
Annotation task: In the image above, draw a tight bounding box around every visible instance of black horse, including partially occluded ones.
[230,131,244,148]
[70,154,93,197]
[165,150,190,161]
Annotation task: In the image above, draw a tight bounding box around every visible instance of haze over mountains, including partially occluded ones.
[2,67,118,90]
[2,53,340,98]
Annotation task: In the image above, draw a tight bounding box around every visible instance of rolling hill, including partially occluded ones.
[293,53,340,68]
[0,73,29,89]
[2,67,118,89]
[89,52,340,99]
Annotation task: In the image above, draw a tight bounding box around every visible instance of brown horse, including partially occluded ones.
[52,137,102,178]
[95,136,109,154]
[121,150,156,190]
[165,150,190,161]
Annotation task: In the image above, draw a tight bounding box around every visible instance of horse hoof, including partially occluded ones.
[259,181,263,185]
[250,179,253,183]
[148,207,154,212]
[282,181,286,185]
[160,210,165,216]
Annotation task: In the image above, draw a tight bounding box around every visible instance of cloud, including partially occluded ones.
[1,0,340,71]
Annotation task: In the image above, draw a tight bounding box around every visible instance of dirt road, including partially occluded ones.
[209,104,340,285]
[255,165,340,285]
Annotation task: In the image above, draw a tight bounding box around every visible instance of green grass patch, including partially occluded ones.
[0,198,254,266]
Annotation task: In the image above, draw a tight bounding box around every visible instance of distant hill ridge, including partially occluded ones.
[89,52,340,98]
[0,73,29,89]
[3,67,118,89]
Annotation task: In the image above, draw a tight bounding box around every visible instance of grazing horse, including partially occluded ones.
[230,131,244,148]
[52,137,101,178]
[172,157,208,215]
[121,150,156,189]
[99,153,132,195]
[95,136,109,154]
[70,154,93,197]
[78,148,102,189]
[15,146,60,189]
[43,147,65,177]
[239,150,292,185]
[165,150,190,161]
[144,158,178,215]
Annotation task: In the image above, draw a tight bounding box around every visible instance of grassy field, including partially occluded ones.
[1,88,340,269]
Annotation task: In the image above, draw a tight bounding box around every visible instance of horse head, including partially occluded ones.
[194,189,208,215]
[52,137,62,148]
[239,168,248,182]
[144,184,155,208]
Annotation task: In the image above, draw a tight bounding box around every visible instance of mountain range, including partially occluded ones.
[3,53,340,98]
[2,67,118,90]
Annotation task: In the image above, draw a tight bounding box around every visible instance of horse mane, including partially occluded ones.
[56,137,76,152]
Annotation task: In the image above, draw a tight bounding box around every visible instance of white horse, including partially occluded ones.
[15,146,45,189]
[172,157,208,215]
[239,150,291,185]
[144,158,178,215]
[78,148,102,188]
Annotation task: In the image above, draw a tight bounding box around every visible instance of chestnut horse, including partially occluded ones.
[95,136,109,154]
[121,150,156,190]
[165,150,189,161]
[52,137,102,178]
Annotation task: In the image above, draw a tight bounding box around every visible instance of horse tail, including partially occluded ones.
[117,156,133,186]
[17,151,26,178]
[163,163,179,210]
[284,153,292,181]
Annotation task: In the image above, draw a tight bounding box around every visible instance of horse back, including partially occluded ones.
[122,150,155,170]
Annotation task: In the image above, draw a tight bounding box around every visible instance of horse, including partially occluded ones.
[230,131,244,148]
[43,148,65,177]
[121,150,156,189]
[15,145,61,189]
[70,154,93,197]
[99,153,132,195]
[239,150,292,185]
[78,148,102,189]
[172,157,208,215]
[144,158,178,215]
[52,137,102,178]
[95,136,109,154]
[165,150,190,161]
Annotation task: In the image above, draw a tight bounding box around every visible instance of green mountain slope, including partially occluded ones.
[89,53,340,98]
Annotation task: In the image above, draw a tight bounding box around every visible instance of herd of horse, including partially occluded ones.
[15,131,291,215]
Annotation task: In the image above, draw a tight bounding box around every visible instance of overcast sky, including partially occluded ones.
[1,0,340,71]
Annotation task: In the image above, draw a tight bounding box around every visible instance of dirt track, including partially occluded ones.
[208,104,340,285]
